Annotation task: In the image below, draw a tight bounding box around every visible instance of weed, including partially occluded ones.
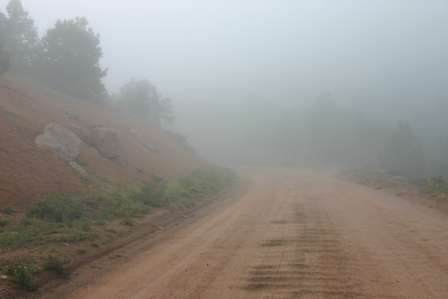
[27,194,87,223]
[426,177,448,195]
[0,219,10,228]
[43,256,69,278]
[2,207,17,215]
[133,180,166,207]
[1,257,39,291]
[121,217,135,226]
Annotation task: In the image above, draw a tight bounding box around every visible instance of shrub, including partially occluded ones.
[0,219,9,228]
[2,257,39,291]
[426,177,448,194]
[44,256,69,278]
[27,194,86,223]
[3,207,17,215]
[133,179,167,207]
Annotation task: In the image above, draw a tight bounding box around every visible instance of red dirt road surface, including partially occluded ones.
[40,169,448,299]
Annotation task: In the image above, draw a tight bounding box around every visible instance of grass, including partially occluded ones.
[2,207,17,215]
[28,195,87,223]
[0,257,39,291]
[43,255,70,278]
[0,167,236,249]
[0,219,10,228]
[425,177,448,195]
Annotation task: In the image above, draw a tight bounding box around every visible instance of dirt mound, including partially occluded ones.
[0,76,204,207]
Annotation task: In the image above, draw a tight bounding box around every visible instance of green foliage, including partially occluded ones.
[1,257,39,291]
[166,167,236,203]
[3,0,38,71]
[43,255,69,278]
[0,12,10,74]
[0,219,10,228]
[0,219,92,248]
[116,79,173,126]
[27,195,86,223]
[36,17,107,99]
[0,168,236,249]
[426,177,448,195]
[0,45,10,74]
[132,178,167,207]
[3,207,17,215]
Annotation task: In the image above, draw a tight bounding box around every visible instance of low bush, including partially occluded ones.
[27,195,87,223]
[43,255,69,278]
[1,257,39,291]
[0,219,9,228]
[3,207,17,215]
[132,178,167,207]
[426,177,448,195]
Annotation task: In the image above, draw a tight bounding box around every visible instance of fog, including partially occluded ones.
[6,0,448,177]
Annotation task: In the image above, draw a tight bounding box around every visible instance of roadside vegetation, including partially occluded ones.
[0,257,39,291]
[425,177,448,197]
[0,167,236,291]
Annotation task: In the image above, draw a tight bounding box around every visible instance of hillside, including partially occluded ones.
[0,75,205,208]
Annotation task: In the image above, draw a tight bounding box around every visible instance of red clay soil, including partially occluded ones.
[0,76,204,208]
[0,105,82,208]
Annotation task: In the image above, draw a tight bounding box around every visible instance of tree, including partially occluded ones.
[4,0,37,70]
[0,12,7,43]
[381,122,425,180]
[0,46,11,75]
[37,17,107,99]
[0,12,10,74]
[117,79,173,126]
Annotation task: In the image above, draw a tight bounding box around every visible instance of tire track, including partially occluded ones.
[244,193,365,298]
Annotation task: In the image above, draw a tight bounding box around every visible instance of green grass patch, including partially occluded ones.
[2,207,17,215]
[0,219,10,228]
[43,255,70,278]
[0,167,236,249]
[28,195,87,223]
[0,257,39,291]
[425,177,448,195]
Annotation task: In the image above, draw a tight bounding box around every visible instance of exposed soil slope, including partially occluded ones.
[40,168,448,299]
[0,76,204,207]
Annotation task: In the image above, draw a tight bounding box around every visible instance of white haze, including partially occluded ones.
[14,0,448,164]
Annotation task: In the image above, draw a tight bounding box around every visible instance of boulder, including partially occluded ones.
[35,123,82,161]
[88,127,121,159]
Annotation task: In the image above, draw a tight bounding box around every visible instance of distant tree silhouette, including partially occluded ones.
[4,0,37,70]
[117,79,173,126]
[36,17,107,99]
[381,122,425,180]
[0,12,10,74]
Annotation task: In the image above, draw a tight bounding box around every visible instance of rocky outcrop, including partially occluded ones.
[35,123,82,161]
[87,127,121,160]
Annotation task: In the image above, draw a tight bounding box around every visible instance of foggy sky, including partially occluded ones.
[9,0,448,161]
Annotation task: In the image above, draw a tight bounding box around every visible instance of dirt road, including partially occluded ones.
[42,169,448,299]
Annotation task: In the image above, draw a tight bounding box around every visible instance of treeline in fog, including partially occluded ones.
[0,0,172,126]
[216,93,448,182]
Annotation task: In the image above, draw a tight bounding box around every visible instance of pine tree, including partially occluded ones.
[37,17,107,99]
[5,0,38,70]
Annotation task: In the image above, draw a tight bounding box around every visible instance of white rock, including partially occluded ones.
[35,123,82,161]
